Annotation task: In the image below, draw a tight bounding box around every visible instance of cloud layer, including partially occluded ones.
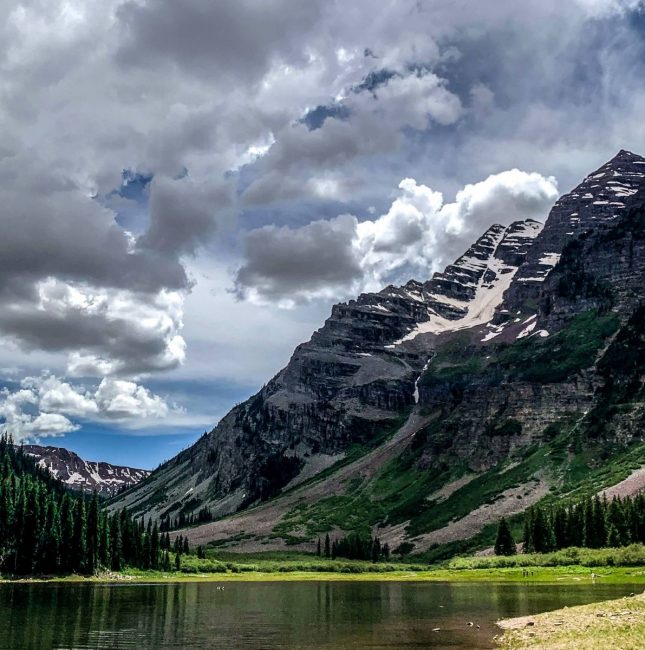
[234,170,559,305]
[1,0,645,449]
[0,374,173,441]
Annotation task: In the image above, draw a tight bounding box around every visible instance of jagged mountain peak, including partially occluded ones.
[608,148,645,164]
[500,149,645,307]
[22,444,150,496]
[110,151,645,552]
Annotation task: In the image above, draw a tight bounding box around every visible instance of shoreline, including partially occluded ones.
[496,590,645,649]
[2,565,645,585]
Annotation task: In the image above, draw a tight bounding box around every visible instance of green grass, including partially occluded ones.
[496,310,619,383]
[265,309,637,555]
[448,545,645,569]
[417,310,619,390]
[272,491,385,541]
[3,563,645,585]
[498,591,645,650]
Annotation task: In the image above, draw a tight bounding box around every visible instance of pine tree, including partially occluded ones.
[72,496,87,573]
[522,508,534,553]
[324,533,330,558]
[583,497,595,547]
[531,506,552,553]
[553,506,568,549]
[40,498,60,573]
[494,517,516,555]
[371,538,381,563]
[86,492,100,574]
[98,512,110,569]
[60,494,74,573]
[316,538,321,557]
[151,523,160,570]
[607,497,626,547]
[110,514,123,571]
[591,495,607,548]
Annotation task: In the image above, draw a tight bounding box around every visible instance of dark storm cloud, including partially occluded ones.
[2,0,645,393]
[138,175,234,256]
[234,215,363,303]
[0,156,187,297]
[115,0,324,83]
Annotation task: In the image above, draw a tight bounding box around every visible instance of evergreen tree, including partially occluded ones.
[151,523,160,570]
[110,514,123,571]
[324,533,330,558]
[40,499,60,573]
[522,508,534,553]
[553,506,568,549]
[494,517,516,556]
[59,494,74,572]
[371,538,381,563]
[98,512,110,569]
[531,506,552,553]
[72,496,87,573]
[86,492,100,574]
[591,495,607,548]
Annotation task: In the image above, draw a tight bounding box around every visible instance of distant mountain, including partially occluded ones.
[22,444,150,496]
[111,150,645,557]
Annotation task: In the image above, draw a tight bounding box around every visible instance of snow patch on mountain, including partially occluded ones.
[23,445,150,496]
[391,220,543,345]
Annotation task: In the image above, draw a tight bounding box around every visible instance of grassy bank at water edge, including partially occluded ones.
[497,590,645,649]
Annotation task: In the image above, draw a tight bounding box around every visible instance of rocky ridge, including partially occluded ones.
[111,218,543,522]
[23,444,150,496]
[111,150,645,556]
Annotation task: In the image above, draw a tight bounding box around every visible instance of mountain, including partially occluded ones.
[111,150,645,557]
[22,444,150,496]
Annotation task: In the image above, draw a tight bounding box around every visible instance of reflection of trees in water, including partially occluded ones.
[0,581,638,648]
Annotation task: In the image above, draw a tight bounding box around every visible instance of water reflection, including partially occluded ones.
[1,580,638,649]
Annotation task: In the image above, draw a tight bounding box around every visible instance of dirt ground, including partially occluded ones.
[496,591,645,649]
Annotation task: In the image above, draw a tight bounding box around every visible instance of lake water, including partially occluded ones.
[0,580,638,649]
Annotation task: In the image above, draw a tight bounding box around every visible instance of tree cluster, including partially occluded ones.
[317,532,390,562]
[160,507,213,532]
[494,492,645,556]
[0,435,184,576]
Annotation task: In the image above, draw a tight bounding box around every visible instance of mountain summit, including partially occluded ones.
[111,151,645,557]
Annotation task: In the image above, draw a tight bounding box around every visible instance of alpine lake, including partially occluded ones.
[0,579,639,649]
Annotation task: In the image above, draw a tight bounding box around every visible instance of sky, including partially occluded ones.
[1,0,645,469]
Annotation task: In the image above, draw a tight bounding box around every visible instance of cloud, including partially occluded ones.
[94,378,169,420]
[234,214,363,305]
[242,69,463,205]
[2,0,645,445]
[0,374,174,442]
[0,278,186,377]
[235,169,558,305]
[138,175,234,257]
[115,0,325,85]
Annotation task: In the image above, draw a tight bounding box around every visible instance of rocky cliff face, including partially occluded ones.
[112,151,645,554]
[22,445,150,496]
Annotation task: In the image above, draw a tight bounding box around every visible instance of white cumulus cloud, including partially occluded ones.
[235,169,558,305]
[0,374,177,442]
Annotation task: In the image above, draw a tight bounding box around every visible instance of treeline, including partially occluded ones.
[0,434,188,576]
[159,506,213,532]
[494,493,645,556]
[316,532,391,562]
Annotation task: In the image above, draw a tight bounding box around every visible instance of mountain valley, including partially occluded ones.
[109,150,645,559]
